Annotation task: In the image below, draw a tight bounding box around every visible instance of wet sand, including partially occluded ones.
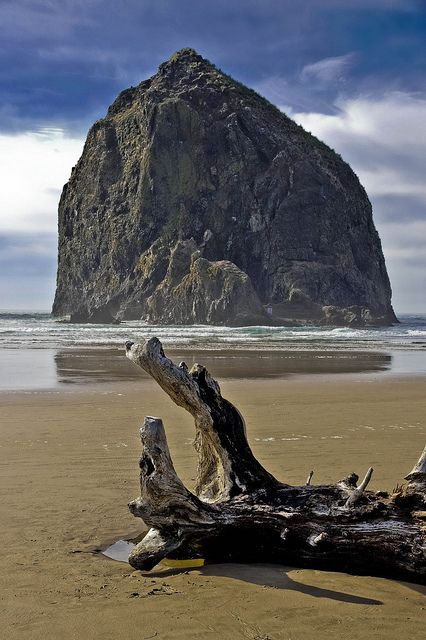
[1,371,425,639]
[0,346,393,391]
[3,345,426,392]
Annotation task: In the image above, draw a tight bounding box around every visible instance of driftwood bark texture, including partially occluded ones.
[125,338,426,583]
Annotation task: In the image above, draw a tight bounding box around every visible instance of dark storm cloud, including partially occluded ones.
[1,0,425,133]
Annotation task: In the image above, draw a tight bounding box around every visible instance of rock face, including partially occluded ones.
[53,48,396,326]
[144,239,266,326]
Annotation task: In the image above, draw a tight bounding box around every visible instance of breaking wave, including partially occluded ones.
[0,312,425,351]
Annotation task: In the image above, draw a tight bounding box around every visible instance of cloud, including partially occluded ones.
[300,53,356,84]
[320,0,420,8]
[288,91,426,313]
[291,92,426,199]
[2,0,424,135]
[0,128,84,233]
[0,232,57,275]
[0,127,82,310]
[254,76,335,115]
[371,194,425,224]
[378,220,426,314]
[0,231,57,310]
[0,0,94,40]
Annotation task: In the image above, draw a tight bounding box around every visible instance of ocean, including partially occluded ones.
[0,312,425,391]
[1,312,426,350]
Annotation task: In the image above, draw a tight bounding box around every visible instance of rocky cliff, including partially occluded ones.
[53,48,396,326]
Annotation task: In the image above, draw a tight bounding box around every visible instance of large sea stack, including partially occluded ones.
[53,48,396,327]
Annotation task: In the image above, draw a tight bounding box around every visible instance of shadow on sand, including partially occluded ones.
[102,538,425,603]
[144,562,384,605]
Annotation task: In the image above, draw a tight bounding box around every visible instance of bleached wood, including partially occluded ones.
[126,338,277,501]
[125,338,426,583]
[344,467,374,508]
[405,445,426,485]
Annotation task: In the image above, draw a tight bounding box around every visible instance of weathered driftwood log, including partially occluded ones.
[125,338,426,583]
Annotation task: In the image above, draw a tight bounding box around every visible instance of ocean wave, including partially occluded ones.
[0,312,425,351]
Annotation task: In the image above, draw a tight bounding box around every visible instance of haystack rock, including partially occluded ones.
[53,48,397,327]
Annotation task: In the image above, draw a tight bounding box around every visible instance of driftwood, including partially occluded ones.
[125,338,426,583]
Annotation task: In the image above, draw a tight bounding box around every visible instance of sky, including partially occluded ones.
[1,0,425,313]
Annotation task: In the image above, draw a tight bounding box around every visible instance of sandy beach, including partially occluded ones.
[1,361,425,639]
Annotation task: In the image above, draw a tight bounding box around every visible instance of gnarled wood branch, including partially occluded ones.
[125,338,277,501]
[125,338,426,583]
[405,445,426,486]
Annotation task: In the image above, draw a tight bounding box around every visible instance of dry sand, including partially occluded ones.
[1,373,425,639]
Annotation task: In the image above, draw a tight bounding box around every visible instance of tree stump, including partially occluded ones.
[125,338,426,583]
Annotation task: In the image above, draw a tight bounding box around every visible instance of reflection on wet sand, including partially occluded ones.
[54,347,392,384]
